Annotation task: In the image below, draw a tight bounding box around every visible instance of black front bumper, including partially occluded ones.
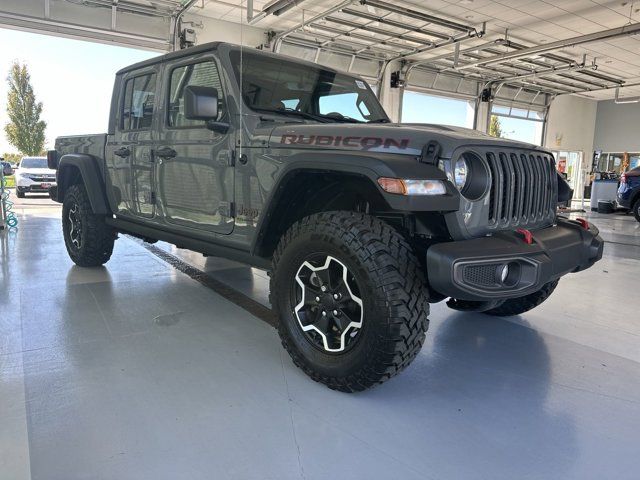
[426,217,604,301]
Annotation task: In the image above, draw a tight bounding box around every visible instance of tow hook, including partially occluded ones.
[516,228,534,245]
[575,218,590,230]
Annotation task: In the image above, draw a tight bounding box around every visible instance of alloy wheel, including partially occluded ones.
[292,254,363,353]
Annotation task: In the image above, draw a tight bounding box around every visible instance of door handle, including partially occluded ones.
[114,147,130,158]
[154,147,177,159]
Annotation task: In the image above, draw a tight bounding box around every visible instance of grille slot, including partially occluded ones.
[486,151,555,228]
[462,264,500,287]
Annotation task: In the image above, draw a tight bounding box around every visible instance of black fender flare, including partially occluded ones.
[250,151,459,255]
[56,154,111,214]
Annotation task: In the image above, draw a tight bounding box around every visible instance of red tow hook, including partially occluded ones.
[516,228,534,245]
[576,218,590,230]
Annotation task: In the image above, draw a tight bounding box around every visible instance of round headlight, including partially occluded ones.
[454,157,469,191]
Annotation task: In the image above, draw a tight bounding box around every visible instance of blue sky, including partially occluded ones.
[0,28,158,154]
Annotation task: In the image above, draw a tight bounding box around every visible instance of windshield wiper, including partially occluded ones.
[254,107,330,123]
[368,118,391,123]
[322,114,363,123]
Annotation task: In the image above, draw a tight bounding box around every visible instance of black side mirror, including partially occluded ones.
[184,85,219,121]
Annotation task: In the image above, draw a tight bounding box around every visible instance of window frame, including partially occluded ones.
[119,69,158,133]
[165,57,227,131]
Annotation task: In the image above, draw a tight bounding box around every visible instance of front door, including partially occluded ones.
[106,68,158,219]
[155,56,234,235]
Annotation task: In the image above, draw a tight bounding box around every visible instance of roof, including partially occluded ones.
[116,41,345,77]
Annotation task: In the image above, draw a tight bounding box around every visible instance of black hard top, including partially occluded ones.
[116,41,344,76]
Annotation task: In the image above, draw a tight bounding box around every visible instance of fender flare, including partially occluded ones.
[56,154,111,214]
[250,152,458,255]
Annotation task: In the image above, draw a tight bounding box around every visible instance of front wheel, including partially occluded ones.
[483,280,559,317]
[16,188,25,198]
[62,183,115,267]
[271,212,430,392]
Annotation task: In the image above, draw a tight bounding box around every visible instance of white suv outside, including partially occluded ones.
[15,156,57,198]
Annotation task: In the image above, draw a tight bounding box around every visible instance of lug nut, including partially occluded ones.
[315,296,320,302]
[322,311,327,316]
[321,285,327,292]
[333,310,339,316]
[333,293,340,300]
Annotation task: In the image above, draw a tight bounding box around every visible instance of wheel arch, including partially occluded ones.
[251,166,391,258]
[57,154,111,214]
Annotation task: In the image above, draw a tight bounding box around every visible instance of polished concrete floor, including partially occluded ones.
[1,193,640,480]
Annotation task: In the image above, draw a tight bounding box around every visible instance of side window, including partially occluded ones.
[121,72,156,131]
[168,61,224,128]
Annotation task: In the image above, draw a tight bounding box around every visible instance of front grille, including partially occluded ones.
[29,175,56,182]
[486,152,556,228]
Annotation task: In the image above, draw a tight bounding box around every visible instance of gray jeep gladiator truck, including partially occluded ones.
[49,42,603,392]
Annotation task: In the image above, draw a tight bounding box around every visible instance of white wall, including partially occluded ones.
[185,14,266,48]
[593,99,640,152]
[544,94,597,154]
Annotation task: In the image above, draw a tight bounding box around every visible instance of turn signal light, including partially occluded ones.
[378,177,446,196]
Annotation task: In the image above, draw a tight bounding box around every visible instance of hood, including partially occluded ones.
[269,122,542,158]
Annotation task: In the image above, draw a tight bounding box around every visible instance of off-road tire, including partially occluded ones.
[16,188,25,198]
[62,183,115,267]
[633,199,640,223]
[271,211,430,392]
[483,280,559,317]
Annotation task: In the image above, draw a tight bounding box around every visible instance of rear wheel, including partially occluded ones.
[271,211,430,392]
[483,280,559,317]
[62,183,115,267]
[633,199,640,222]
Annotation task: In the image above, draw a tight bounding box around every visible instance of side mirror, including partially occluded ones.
[184,85,219,121]
[47,150,59,170]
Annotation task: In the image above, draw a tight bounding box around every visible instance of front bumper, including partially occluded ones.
[426,217,604,301]
[16,179,57,192]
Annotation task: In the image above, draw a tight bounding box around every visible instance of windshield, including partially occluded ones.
[230,51,389,123]
[20,157,47,169]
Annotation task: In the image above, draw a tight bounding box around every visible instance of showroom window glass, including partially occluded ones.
[121,73,156,131]
[168,61,224,128]
[401,91,475,128]
[490,105,544,146]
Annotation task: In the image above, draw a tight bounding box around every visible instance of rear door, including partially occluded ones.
[106,67,159,220]
[155,55,235,235]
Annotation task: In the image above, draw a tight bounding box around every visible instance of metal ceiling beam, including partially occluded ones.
[305,23,412,53]
[491,56,594,84]
[273,0,356,51]
[359,0,475,33]
[340,8,451,41]
[456,22,640,70]
[323,15,434,48]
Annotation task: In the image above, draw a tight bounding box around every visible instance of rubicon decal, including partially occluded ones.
[280,134,410,150]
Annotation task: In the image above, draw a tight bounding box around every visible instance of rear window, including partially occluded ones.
[20,157,47,169]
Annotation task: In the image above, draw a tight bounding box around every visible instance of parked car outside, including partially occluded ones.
[14,156,57,198]
[1,160,13,177]
[617,166,640,222]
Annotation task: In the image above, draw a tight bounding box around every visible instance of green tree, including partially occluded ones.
[489,115,503,138]
[4,61,46,155]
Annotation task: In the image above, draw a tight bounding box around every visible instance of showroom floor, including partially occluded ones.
[1,197,640,480]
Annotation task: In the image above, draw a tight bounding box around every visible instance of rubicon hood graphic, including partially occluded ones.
[269,122,539,158]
